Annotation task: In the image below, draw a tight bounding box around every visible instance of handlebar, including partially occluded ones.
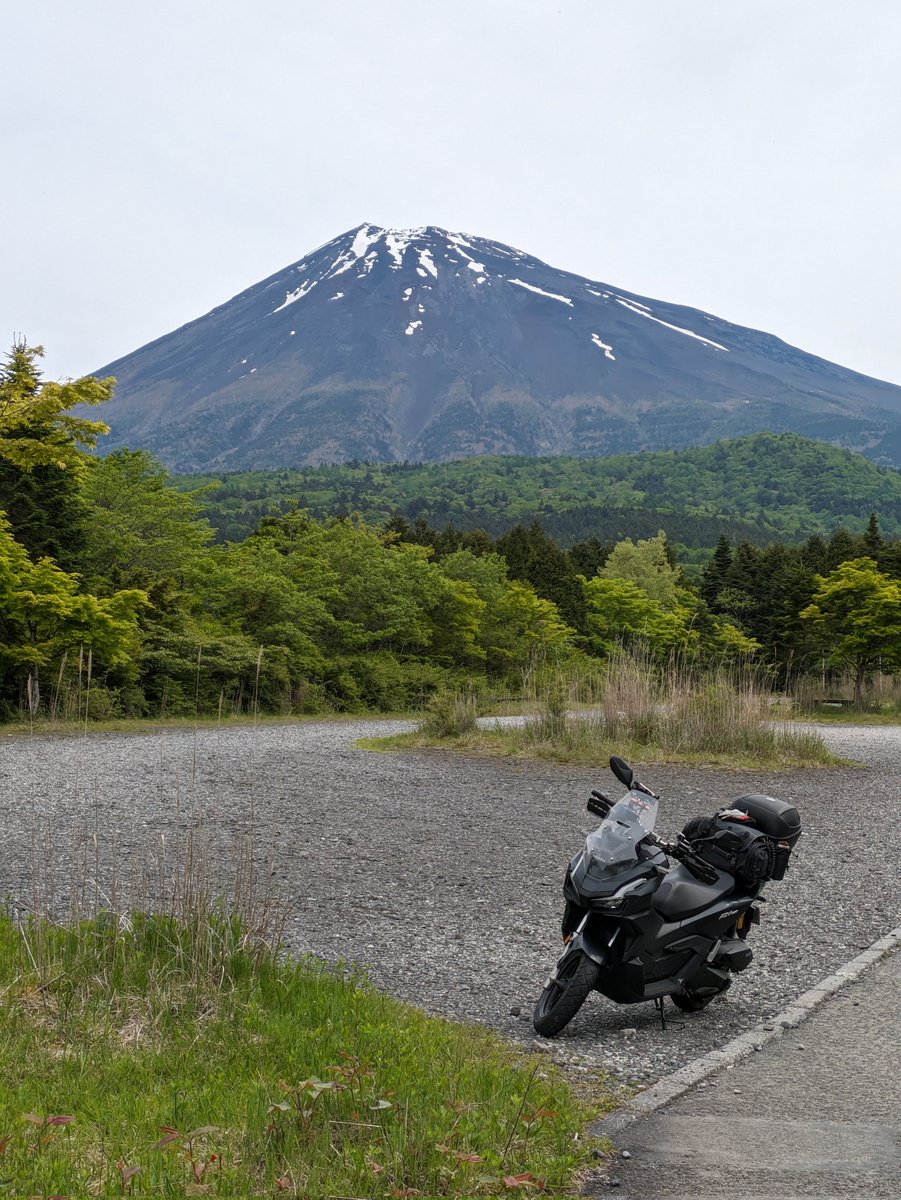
[649,832,719,884]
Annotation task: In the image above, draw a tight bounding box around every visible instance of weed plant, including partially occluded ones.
[381,648,841,768]
[418,690,481,739]
[0,905,600,1196]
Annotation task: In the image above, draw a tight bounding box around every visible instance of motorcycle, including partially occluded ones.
[533,755,802,1036]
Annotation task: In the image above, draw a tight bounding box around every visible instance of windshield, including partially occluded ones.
[581,790,659,879]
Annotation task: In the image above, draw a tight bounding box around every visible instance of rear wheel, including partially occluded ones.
[532,948,600,1036]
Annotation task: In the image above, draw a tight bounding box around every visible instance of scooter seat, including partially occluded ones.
[652,863,735,920]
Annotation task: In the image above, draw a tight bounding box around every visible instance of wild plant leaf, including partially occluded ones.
[153,1132,183,1149]
[503,1171,545,1190]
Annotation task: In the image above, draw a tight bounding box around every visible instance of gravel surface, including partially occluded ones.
[1,718,898,1088]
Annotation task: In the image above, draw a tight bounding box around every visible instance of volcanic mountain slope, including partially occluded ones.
[95,224,901,470]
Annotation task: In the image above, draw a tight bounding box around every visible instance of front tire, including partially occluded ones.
[532,948,600,1036]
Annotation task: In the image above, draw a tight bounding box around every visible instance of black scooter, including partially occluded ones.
[533,755,801,1036]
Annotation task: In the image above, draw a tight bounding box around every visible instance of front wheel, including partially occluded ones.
[532,948,600,1036]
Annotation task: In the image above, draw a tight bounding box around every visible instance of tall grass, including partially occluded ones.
[392,649,840,768]
[504,650,837,766]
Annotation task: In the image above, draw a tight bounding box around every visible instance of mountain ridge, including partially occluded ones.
[95,223,901,470]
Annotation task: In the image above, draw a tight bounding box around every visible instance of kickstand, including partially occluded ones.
[654,995,667,1031]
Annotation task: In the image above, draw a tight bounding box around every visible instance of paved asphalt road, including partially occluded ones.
[589,948,900,1198]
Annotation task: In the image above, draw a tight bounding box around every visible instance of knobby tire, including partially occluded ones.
[532,948,600,1037]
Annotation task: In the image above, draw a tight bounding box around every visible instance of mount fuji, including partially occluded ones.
[93,223,901,471]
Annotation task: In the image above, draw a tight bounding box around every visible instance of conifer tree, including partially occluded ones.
[0,341,113,567]
[700,535,732,608]
[863,512,883,556]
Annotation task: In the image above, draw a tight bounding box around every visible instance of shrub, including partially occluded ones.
[418,690,479,738]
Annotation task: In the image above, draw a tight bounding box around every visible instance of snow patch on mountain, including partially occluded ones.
[509,278,573,306]
[592,334,616,360]
[615,298,729,351]
[405,320,422,336]
[273,279,317,312]
[418,249,438,278]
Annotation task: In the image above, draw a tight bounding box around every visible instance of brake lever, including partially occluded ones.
[587,790,612,818]
[655,833,719,884]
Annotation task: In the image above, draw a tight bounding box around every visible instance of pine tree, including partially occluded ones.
[863,512,883,556]
[700,535,732,608]
[0,342,112,567]
[568,535,613,579]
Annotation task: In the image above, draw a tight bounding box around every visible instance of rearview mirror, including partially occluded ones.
[609,755,634,789]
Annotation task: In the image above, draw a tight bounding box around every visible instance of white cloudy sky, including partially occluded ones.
[4,0,900,384]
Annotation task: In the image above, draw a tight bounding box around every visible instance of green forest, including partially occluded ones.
[176,432,901,550]
[2,342,901,721]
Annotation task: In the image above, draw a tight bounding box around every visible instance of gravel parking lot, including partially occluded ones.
[1,718,898,1086]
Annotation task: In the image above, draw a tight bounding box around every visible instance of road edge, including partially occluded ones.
[591,923,901,1138]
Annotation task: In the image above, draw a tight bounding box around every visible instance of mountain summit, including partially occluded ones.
[95,223,901,470]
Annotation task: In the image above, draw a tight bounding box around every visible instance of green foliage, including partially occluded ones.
[599,531,682,607]
[0,340,112,471]
[0,341,113,567]
[0,909,598,1196]
[0,514,146,710]
[584,577,675,656]
[800,558,901,700]
[440,549,575,673]
[80,449,215,589]
[175,432,901,546]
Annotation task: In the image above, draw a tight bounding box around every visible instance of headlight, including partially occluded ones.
[594,878,644,910]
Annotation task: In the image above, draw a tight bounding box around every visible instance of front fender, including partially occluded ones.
[570,925,609,969]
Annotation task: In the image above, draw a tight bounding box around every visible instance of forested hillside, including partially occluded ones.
[3,344,901,722]
[175,434,901,547]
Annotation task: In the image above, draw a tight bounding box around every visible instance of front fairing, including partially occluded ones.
[568,790,664,901]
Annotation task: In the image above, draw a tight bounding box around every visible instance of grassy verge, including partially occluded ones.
[362,724,841,769]
[0,710,414,740]
[0,910,606,1198]
[361,661,848,770]
[792,706,901,726]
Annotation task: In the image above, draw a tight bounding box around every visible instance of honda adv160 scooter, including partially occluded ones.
[533,755,801,1036]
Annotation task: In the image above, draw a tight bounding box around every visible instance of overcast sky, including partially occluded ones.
[4,0,900,385]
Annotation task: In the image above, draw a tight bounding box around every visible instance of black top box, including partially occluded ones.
[733,794,802,846]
